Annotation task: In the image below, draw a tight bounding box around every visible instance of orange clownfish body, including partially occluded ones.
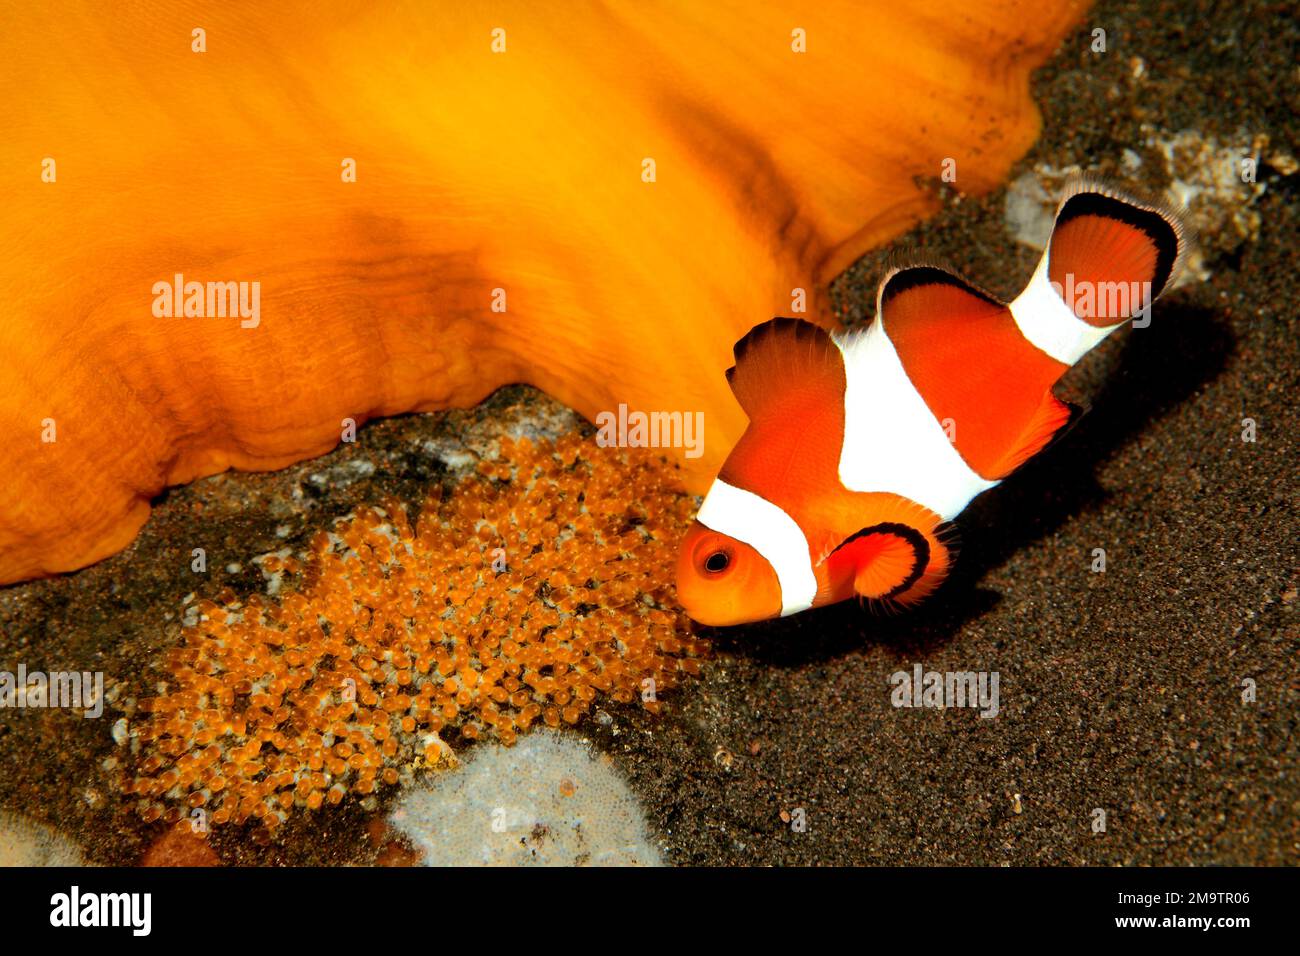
[677,176,1189,627]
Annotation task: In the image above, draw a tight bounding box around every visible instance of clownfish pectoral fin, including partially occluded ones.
[725,317,844,423]
[828,523,931,602]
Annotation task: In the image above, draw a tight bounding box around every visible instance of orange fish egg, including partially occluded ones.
[127,438,707,824]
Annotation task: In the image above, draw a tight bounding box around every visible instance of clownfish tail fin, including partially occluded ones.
[1009,175,1192,367]
[1050,174,1192,319]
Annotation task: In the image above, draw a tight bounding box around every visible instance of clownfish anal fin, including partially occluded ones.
[830,522,930,602]
[987,393,1082,478]
[726,317,843,422]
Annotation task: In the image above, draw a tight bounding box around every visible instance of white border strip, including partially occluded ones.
[1008,252,1114,366]
[834,320,998,520]
[696,479,818,617]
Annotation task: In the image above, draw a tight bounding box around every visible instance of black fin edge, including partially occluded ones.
[830,521,931,601]
[1001,399,1090,479]
[1054,173,1194,299]
[878,262,1004,311]
[727,316,834,381]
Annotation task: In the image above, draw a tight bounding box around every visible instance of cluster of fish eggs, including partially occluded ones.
[124,434,706,831]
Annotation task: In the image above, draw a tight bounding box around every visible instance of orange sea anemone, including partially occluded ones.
[0,1,1086,583]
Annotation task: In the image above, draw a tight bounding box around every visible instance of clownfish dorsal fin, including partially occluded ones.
[874,258,1005,327]
[725,317,844,423]
[989,396,1086,478]
[717,319,847,502]
[828,522,931,602]
[871,257,1083,482]
[719,318,849,499]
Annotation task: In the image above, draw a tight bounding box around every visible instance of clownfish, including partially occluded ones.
[676,176,1190,627]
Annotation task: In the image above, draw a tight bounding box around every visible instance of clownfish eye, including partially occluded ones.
[704,550,730,574]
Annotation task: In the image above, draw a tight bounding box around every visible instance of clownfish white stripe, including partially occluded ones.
[834,319,999,520]
[696,478,818,617]
[1008,251,1116,366]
